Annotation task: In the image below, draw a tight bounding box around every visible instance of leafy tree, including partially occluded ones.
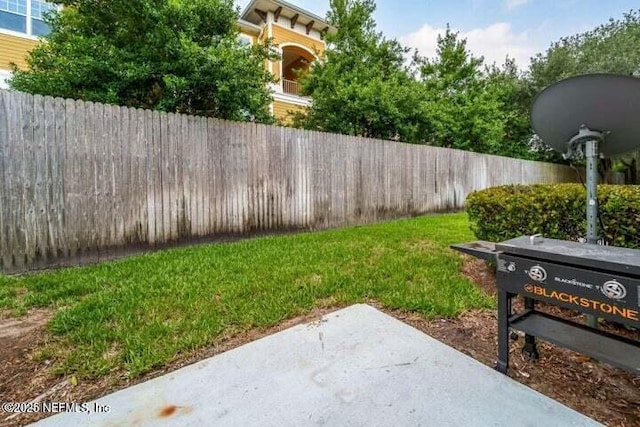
[300,11,543,159]
[296,0,423,141]
[530,10,640,91]
[483,59,561,161]
[414,29,532,157]
[10,0,276,122]
[415,28,486,151]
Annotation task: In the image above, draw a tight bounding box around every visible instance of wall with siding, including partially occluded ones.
[0,33,38,70]
[271,24,325,54]
[273,100,307,122]
[0,90,578,272]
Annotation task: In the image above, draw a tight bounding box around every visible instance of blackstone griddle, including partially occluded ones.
[452,236,640,374]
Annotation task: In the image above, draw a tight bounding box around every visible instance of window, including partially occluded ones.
[0,0,56,37]
[0,0,27,33]
[31,0,55,36]
[238,34,252,46]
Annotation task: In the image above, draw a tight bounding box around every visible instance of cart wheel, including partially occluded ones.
[510,331,519,341]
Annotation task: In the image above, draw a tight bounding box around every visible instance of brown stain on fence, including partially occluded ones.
[0,90,580,273]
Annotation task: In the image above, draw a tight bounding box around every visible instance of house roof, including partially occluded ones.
[238,19,263,35]
[240,0,336,35]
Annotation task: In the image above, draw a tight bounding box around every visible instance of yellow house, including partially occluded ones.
[0,0,55,86]
[0,0,333,122]
[239,0,334,121]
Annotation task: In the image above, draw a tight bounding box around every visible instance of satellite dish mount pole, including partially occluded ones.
[567,126,604,245]
[585,137,599,245]
[567,126,604,329]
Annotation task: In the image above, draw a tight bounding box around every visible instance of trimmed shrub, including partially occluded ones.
[466,184,640,249]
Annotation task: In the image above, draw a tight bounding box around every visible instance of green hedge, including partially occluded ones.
[466,184,640,249]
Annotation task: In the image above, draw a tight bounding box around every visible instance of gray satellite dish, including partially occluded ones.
[531,74,640,157]
[531,74,640,328]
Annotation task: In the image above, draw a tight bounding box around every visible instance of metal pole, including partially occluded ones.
[585,139,599,245]
[585,139,598,328]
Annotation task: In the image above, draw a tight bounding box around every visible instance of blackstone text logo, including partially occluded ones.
[527,265,547,282]
[601,280,627,301]
[554,277,595,289]
[523,284,639,322]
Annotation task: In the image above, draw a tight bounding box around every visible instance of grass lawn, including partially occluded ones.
[0,213,493,379]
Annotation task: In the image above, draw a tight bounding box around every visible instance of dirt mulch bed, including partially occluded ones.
[1,259,639,426]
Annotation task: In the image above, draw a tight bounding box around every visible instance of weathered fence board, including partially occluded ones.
[0,90,580,272]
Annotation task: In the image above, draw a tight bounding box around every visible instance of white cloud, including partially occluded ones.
[400,22,542,69]
[505,0,530,10]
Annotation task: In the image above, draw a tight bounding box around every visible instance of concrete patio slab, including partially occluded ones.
[32,304,601,427]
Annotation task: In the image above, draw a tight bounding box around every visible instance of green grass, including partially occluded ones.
[0,213,493,379]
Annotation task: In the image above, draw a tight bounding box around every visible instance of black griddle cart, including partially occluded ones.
[452,235,640,375]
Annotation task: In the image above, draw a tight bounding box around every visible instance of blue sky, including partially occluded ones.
[237,0,638,68]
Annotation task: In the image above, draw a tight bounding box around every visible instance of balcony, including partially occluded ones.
[272,46,314,106]
[279,45,315,98]
[282,79,301,96]
[273,79,311,107]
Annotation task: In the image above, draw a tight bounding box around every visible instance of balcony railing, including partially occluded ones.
[282,79,300,96]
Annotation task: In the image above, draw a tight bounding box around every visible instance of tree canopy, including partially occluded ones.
[296,0,420,141]
[10,0,276,122]
[530,10,640,91]
[298,3,537,159]
[414,28,534,158]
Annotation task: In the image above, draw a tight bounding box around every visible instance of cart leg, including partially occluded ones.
[496,289,511,374]
[522,297,539,361]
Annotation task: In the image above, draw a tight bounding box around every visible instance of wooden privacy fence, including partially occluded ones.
[0,90,577,272]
